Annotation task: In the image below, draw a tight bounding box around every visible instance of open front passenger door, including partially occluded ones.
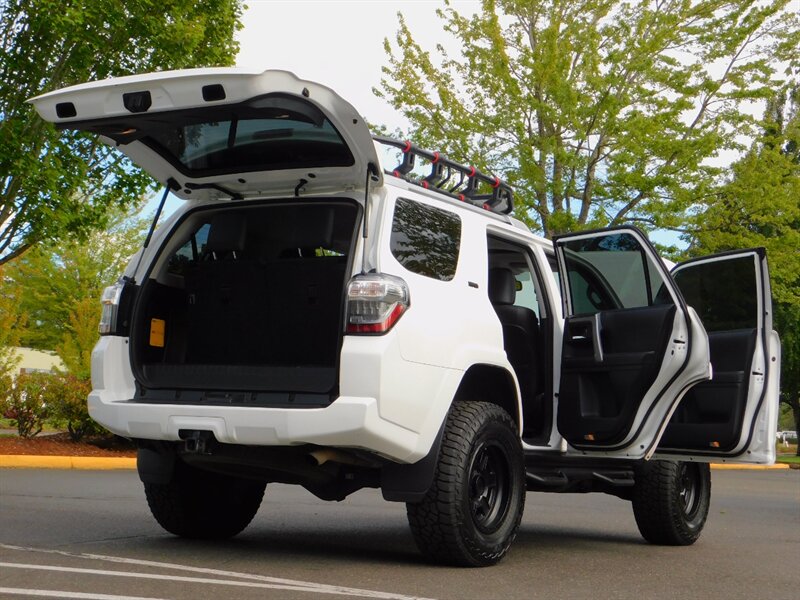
[654,249,781,464]
[553,227,711,460]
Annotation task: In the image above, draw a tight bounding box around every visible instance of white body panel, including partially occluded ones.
[46,68,777,469]
[87,184,524,464]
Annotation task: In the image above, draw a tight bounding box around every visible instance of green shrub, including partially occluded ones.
[45,373,101,441]
[0,371,51,438]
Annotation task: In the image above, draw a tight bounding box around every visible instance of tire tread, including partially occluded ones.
[632,460,710,546]
[407,401,524,566]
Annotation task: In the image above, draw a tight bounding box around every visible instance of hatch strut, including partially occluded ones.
[128,178,179,284]
[361,162,379,274]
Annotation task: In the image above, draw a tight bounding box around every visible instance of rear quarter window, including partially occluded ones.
[167,223,210,275]
[390,198,461,281]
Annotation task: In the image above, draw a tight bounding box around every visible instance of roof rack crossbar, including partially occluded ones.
[373,135,514,215]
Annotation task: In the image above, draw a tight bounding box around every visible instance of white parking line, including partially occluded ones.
[0,588,164,600]
[2,563,349,595]
[0,547,436,600]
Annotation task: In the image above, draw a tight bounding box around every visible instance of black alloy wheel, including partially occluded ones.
[469,441,512,533]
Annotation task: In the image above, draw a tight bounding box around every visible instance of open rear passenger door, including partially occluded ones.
[654,249,781,464]
[553,227,711,459]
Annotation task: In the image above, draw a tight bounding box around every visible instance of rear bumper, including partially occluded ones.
[90,334,457,465]
[88,392,420,463]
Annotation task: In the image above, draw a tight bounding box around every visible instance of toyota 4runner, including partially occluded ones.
[30,69,782,566]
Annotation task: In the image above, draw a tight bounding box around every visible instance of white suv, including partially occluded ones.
[31,69,781,566]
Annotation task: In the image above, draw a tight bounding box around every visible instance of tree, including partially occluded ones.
[377,0,800,237]
[7,207,149,353]
[0,0,243,264]
[688,81,800,454]
[0,264,24,380]
[774,304,799,454]
[57,296,99,380]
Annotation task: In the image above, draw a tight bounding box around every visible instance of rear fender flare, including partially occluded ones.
[380,363,519,503]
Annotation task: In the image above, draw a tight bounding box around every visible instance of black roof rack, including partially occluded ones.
[372,135,514,215]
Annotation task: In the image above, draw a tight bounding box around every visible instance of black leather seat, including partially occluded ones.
[488,268,542,430]
[184,212,264,363]
[260,206,347,366]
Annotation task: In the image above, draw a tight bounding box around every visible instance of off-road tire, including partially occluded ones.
[632,460,710,546]
[406,401,525,567]
[144,461,266,539]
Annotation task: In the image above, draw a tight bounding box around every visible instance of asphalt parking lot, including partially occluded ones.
[0,468,798,600]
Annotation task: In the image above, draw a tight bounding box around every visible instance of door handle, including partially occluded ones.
[568,314,604,363]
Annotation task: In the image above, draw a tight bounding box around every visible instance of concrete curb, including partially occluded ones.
[0,454,794,470]
[0,455,136,470]
[710,463,791,470]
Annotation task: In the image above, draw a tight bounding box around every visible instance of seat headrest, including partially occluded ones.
[206,212,247,259]
[289,206,335,249]
[489,268,516,306]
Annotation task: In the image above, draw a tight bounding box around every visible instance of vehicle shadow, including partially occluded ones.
[140,522,427,567]
[515,523,646,550]
[122,517,648,570]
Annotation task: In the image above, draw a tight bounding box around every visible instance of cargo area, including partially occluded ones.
[130,200,360,402]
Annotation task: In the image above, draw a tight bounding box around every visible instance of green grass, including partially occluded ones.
[776,455,800,465]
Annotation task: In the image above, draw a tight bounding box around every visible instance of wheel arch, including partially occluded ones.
[452,363,521,432]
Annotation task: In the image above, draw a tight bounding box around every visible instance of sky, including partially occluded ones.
[235,0,481,132]
[151,0,478,218]
[149,0,763,248]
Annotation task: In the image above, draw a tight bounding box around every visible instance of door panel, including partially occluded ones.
[659,329,756,451]
[559,304,676,445]
[655,249,780,463]
[554,227,710,459]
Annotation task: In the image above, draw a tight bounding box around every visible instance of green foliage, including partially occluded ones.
[0,370,98,440]
[0,370,50,438]
[57,297,99,380]
[688,140,800,306]
[377,0,800,237]
[0,0,243,264]
[688,82,800,453]
[45,372,98,441]
[778,403,795,431]
[0,265,24,378]
[774,303,800,455]
[8,208,149,351]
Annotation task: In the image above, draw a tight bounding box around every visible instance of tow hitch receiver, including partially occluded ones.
[181,430,214,455]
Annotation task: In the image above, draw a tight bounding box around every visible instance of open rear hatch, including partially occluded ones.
[29,68,382,200]
[30,69,380,403]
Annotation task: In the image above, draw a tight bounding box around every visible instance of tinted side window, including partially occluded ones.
[561,232,672,316]
[390,198,461,281]
[167,223,210,275]
[672,256,757,332]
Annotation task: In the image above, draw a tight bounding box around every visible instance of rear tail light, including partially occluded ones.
[346,274,409,334]
[99,280,136,336]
